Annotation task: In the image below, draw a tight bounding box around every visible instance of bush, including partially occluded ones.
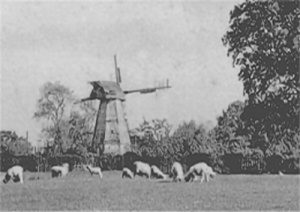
[282,155,300,174]
[112,154,123,170]
[123,152,142,172]
[0,153,19,171]
[222,153,243,174]
[97,154,113,170]
[266,154,283,174]
[241,149,265,174]
[182,153,212,170]
[47,154,84,171]
[0,153,38,172]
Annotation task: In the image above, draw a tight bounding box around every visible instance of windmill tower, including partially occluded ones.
[77,55,171,156]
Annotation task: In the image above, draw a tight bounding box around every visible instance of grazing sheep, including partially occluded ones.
[185,162,216,183]
[133,161,151,179]
[3,165,24,184]
[86,165,103,178]
[204,165,216,182]
[189,163,207,183]
[170,162,184,182]
[151,165,167,180]
[184,169,201,182]
[51,163,69,178]
[122,167,134,179]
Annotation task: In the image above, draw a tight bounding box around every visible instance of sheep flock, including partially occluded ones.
[1,154,217,185]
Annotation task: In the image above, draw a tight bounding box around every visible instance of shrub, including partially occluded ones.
[241,149,265,174]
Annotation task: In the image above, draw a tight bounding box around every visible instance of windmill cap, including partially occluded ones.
[89,81,126,101]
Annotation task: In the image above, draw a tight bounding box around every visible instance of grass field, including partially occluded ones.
[0,171,299,211]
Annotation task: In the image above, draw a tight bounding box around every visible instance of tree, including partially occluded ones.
[67,101,97,155]
[34,82,74,154]
[133,118,172,141]
[222,0,300,153]
[172,120,216,156]
[0,131,33,155]
[214,100,249,154]
[130,118,173,158]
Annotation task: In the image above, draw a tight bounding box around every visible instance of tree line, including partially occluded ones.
[1,99,298,174]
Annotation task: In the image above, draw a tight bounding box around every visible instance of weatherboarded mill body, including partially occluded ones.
[86,81,131,155]
[78,55,170,156]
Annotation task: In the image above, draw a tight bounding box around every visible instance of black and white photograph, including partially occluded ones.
[0,0,299,210]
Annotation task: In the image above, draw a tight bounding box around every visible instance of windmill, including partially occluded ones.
[76,55,171,156]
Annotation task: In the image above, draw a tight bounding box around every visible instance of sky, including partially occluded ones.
[1,0,244,146]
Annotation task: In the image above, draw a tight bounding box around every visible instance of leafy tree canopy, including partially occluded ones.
[222,0,299,146]
[214,100,249,154]
[34,81,74,154]
[0,131,33,155]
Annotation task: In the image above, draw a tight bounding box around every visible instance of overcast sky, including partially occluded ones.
[1,0,244,146]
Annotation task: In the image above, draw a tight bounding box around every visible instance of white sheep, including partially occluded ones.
[122,167,134,179]
[86,165,103,178]
[3,165,24,184]
[151,165,167,180]
[51,163,69,178]
[170,162,184,182]
[133,161,151,179]
[204,165,216,182]
[185,163,205,183]
[185,162,216,183]
[184,169,199,182]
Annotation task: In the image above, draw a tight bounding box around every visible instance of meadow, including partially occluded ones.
[0,171,299,211]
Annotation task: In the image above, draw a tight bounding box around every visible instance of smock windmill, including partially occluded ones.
[76,55,171,156]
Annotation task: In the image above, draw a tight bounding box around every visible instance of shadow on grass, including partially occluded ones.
[156,179,177,183]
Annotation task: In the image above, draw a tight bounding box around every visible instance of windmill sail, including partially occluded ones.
[114,55,122,84]
[124,80,171,94]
